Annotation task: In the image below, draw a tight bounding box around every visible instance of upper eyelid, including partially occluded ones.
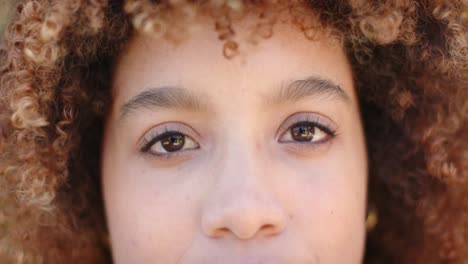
[138,122,201,149]
[277,112,337,135]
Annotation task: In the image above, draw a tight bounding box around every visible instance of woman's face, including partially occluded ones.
[101,14,368,264]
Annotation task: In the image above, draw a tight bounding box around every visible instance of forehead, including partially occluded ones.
[111,13,355,110]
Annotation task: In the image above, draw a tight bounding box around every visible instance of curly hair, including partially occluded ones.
[0,0,466,263]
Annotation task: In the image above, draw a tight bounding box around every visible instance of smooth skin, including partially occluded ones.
[101,13,368,264]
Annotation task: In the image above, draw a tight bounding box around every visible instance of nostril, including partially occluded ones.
[213,227,230,237]
[209,224,247,238]
[260,224,279,236]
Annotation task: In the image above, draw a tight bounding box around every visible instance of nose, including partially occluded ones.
[201,146,287,240]
[201,191,287,240]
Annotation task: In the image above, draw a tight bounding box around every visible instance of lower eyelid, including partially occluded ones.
[280,138,334,154]
[143,147,200,163]
[279,136,333,145]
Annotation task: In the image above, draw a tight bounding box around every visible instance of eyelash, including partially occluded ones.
[279,120,337,144]
[140,124,200,159]
[140,115,338,158]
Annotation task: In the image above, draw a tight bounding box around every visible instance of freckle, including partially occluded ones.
[185,195,191,201]
[314,253,320,263]
[131,238,137,247]
[289,213,294,219]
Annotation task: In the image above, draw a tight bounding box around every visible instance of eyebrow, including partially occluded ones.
[268,76,351,105]
[118,76,350,121]
[119,86,207,121]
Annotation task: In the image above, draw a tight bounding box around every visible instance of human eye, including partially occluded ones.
[278,112,337,145]
[140,123,200,158]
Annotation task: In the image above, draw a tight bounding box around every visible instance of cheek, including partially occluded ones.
[278,140,367,261]
[101,140,204,262]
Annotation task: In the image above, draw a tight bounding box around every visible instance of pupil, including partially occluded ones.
[292,124,315,141]
[161,134,185,152]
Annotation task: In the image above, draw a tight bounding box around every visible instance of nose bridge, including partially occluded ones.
[214,124,270,201]
[201,132,287,240]
[212,120,266,190]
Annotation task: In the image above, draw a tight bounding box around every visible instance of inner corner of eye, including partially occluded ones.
[277,129,292,141]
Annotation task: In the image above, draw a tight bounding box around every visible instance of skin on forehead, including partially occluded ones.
[102,12,367,264]
[110,13,357,115]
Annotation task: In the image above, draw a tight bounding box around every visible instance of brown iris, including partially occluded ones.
[291,124,315,142]
[161,134,185,152]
